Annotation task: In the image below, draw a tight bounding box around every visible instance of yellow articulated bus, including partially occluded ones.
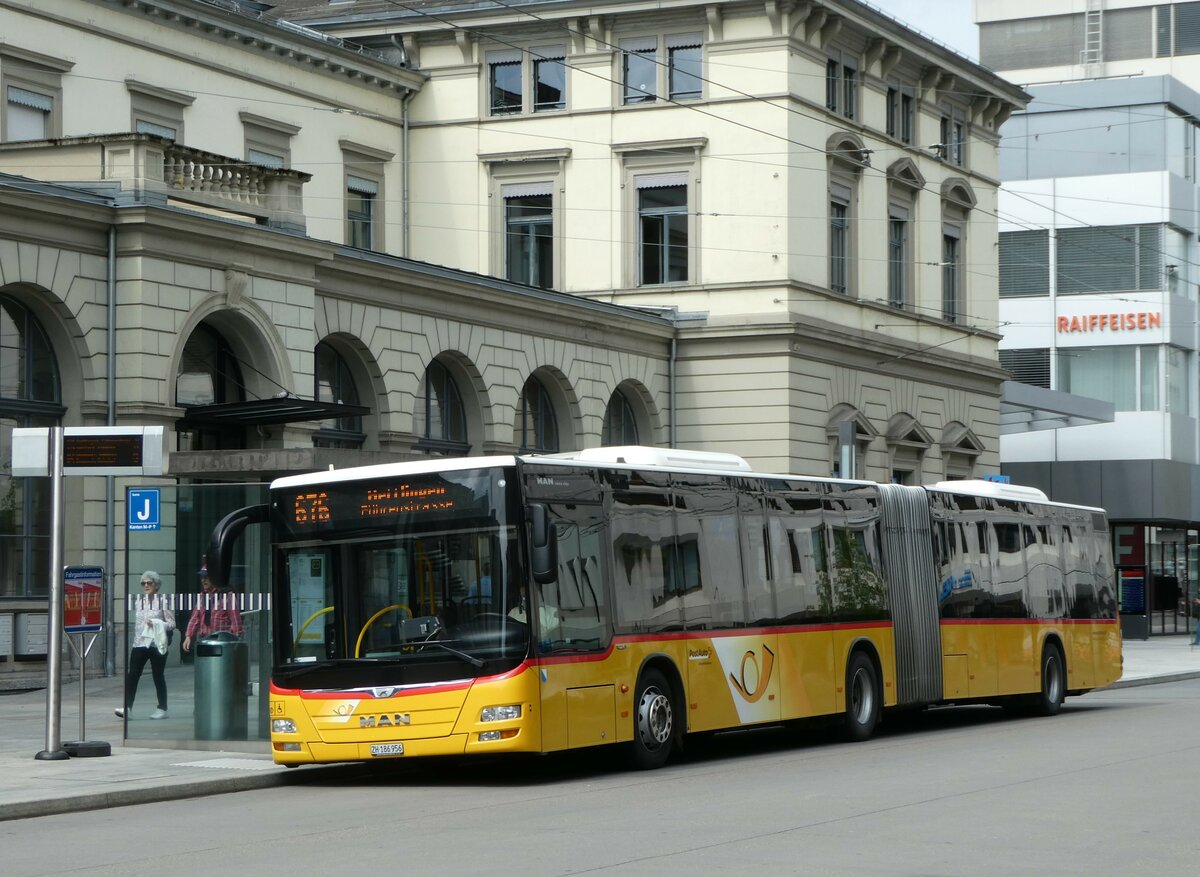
[206,446,1122,770]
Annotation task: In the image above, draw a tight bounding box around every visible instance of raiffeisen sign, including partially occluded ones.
[1056,311,1162,334]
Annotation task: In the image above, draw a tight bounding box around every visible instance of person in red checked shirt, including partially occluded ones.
[183,563,242,652]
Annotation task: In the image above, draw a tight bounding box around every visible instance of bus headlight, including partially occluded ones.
[272,718,297,734]
[480,705,521,722]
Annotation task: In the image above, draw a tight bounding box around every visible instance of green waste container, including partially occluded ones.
[194,631,248,740]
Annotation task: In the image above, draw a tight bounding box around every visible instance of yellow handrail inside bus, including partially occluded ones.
[414,542,434,616]
[292,606,334,658]
[354,603,413,658]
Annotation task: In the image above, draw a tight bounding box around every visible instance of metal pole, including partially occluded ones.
[838,420,856,480]
[78,634,86,742]
[36,426,67,760]
[104,223,116,677]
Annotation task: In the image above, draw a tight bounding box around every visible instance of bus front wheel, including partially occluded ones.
[843,652,881,742]
[629,668,675,770]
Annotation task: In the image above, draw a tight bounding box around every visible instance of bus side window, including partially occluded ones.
[673,473,745,630]
[739,482,774,625]
[765,482,825,624]
[823,485,886,621]
[539,505,610,650]
[607,470,679,633]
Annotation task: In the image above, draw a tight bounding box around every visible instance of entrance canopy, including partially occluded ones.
[180,397,369,427]
[999,381,1114,435]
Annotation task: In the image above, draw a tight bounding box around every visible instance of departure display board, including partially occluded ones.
[11,426,165,477]
[63,434,143,469]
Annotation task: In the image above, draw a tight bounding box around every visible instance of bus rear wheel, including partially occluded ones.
[1033,644,1065,717]
[629,668,675,770]
[843,652,881,742]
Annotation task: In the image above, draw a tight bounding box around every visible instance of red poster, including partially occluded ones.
[63,566,104,633]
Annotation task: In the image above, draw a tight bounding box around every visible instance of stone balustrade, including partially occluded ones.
[0,133,311,232]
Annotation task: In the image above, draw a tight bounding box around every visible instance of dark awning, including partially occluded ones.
[999,381,1113,435]
[180,398,370,427]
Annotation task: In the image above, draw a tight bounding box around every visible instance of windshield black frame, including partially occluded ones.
[269,466,529,689]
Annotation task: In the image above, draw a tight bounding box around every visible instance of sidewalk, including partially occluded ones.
[1,636,1197,822]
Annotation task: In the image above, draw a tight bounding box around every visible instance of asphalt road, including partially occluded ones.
[5,679,1199,877]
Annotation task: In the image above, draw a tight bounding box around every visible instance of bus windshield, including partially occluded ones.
[272,466,528,689]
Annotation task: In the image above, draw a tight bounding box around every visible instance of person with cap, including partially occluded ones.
[183,560,242,652]
[115,570,175,720]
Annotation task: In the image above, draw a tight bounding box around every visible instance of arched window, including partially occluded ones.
[516,375,558,452]
[313,341,364,449]
[0,295,62,598]
[176,324,245,451]
[415,359,468,454]
[602,389,639,446]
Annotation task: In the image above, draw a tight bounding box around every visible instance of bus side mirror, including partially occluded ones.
[527,503,557,585]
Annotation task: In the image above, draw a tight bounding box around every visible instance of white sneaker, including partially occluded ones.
[149,708,168,720]
[114,707,125,718]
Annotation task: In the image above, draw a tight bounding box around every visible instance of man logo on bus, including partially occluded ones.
[360,713,411,728]
[729,644,775,703]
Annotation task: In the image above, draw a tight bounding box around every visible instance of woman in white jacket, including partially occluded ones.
[115,571,176,720]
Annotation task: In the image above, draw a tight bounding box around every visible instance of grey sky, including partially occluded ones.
[870,0,979,61]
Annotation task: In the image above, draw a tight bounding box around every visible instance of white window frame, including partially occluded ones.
[942,219,964,323]
[241,112,299,169]
[616,31,704,106]
[940,104,968,167]
[827,165,859,297]
[1,46,70,143]
[127,79,193,143]
[340,139,393,251]
[887,199,911,308]
[482,148,569,290]
[484,45,567,116]
[826,49,857,120]
[886,82,915,144]
[614,138,704,288]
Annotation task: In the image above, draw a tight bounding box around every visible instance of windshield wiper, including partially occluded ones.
[420,639,485,667]
[277,659,356,683]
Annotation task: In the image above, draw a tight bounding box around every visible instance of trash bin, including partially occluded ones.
[194,630,248,740]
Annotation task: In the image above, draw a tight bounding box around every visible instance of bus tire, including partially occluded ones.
[1034,643,1065,717]
[629,668,675,770]
[843,651,881,742]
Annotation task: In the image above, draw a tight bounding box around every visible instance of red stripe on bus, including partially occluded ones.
[536,621,896,666]
[939,617,1119,626]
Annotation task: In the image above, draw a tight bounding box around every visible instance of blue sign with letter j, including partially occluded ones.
[128,489,160,531]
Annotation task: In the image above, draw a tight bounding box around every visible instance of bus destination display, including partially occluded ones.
[63,433,143,469]
[288,480,457,527]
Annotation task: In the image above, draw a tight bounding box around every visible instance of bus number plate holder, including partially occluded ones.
[371,743,404,756]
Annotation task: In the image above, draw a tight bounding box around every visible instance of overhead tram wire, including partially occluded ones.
[29,2,1173,325]
[361,1,1185,330]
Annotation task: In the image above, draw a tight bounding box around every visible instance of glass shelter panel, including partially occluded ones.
[123,483,270,745]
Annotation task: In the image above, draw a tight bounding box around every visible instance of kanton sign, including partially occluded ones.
[1056,312,1162,334]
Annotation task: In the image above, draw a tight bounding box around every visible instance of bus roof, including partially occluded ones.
[268,448,1105,514]
[270,454,519,489]
[542,446,754,471]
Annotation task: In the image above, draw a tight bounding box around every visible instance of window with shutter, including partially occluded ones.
[980,15,1083,70]
[1177,1,1200,54]
[1104,8,1153,61]
[999,349,1051,389]
[1056,225,1163,294]
[999,230,1049,297]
